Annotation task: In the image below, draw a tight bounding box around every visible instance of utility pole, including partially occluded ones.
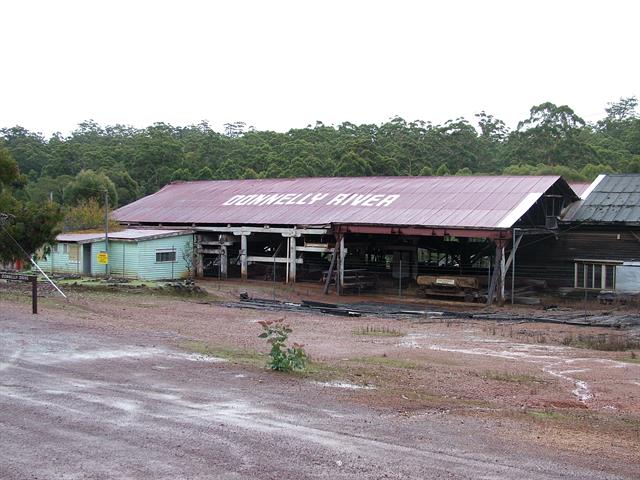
[104,190,109,277]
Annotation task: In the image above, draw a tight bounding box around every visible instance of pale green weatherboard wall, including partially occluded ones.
[88,240,138,278]
[38,234,193,281]
[108,242,139,278]
[135,235,193,280]
[37,244,83,275]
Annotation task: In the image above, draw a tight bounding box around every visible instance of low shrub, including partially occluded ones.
[258,319,308,372]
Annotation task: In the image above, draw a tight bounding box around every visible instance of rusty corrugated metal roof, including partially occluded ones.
[570,174,640,224]
[113,176,573,231]
[568,182,591,198]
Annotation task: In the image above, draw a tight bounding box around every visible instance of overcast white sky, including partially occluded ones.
[1,0,638,137]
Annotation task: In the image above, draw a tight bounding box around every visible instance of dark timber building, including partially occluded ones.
[517,174,640,293]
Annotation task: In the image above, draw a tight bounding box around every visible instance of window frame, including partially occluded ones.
[574,259,622,290]
[155,248,177,263]
[67,244,80,263]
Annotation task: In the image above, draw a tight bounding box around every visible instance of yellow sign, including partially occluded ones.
[97,251,109,265]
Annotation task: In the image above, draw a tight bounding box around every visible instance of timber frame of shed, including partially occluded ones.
[113,175,579,305]
[191,224,538,305]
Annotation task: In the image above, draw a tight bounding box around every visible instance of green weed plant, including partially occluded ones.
[258,319,308,372]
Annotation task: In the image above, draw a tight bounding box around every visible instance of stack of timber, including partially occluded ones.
[321,268,377,293]
[506,279,548,305]
[417,275,481,302]
[225,294,639,330]
[230,294,459,319]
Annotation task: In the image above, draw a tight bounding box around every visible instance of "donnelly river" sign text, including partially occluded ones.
[222,193,400,207]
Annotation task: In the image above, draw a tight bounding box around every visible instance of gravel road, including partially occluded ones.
[0,307,633,479]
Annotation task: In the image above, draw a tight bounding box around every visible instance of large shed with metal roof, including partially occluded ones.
[113,175,579,303]
[515,174,640,294]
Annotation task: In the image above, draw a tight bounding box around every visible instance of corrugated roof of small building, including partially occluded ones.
[56,229,192,244]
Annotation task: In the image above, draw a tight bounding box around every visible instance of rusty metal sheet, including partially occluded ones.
[113,176,571,230]
[569,182,591,197]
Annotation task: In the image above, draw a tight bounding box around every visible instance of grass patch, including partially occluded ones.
[527,409,568,421]
[560,333,640,351]
[180,341,265,367]
[0,289,30,305]
[353,325,405,337]
[53,277,210,298]
[386,388,492,410]
[353,356,420,370]
[181,340,344,378]
[525,408,640,434]
[472,370,547,384]
[180,340,350,382]
[292,361,346,381]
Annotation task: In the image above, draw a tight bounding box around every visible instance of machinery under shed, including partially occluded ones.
[113,175,579,304]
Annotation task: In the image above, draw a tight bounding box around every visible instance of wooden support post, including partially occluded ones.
[287,236,297,284]
[498,246,506,306]
[240,234,248,280]
[0,272,38,314]
[195,235,204,278]
[31,275,37,315]
[323,240,338,295]
[195,255,203,278]
[508,232,523,305]
[285,237,290,284]
[337,235,346,296]
[220,245,228,279]
[486,241,506,306]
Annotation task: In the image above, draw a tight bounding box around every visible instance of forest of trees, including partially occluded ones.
[1,98,638,261]
[1,98,639,212]
[0,98,637,233]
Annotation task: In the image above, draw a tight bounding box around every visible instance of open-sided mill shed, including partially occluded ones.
[113,176,578,304]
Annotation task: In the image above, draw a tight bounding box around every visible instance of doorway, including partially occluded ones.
[83,244,92,276]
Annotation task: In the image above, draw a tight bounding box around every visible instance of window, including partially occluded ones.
[156,249,176,263]
[68,244,79,263]
[543,195,563,229]
[51,244,59,254]
[62,243,68,254]
[574,260,621,290]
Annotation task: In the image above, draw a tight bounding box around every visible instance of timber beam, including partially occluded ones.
[247,256,303,264]
[332,224,511,240]
[195,226,328,237]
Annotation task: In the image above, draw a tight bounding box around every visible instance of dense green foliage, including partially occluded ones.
[1,99,639,211]
[63,170,117,207]
[0,147,62,262]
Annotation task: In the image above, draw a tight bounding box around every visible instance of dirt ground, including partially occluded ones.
[1,279,639,478]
